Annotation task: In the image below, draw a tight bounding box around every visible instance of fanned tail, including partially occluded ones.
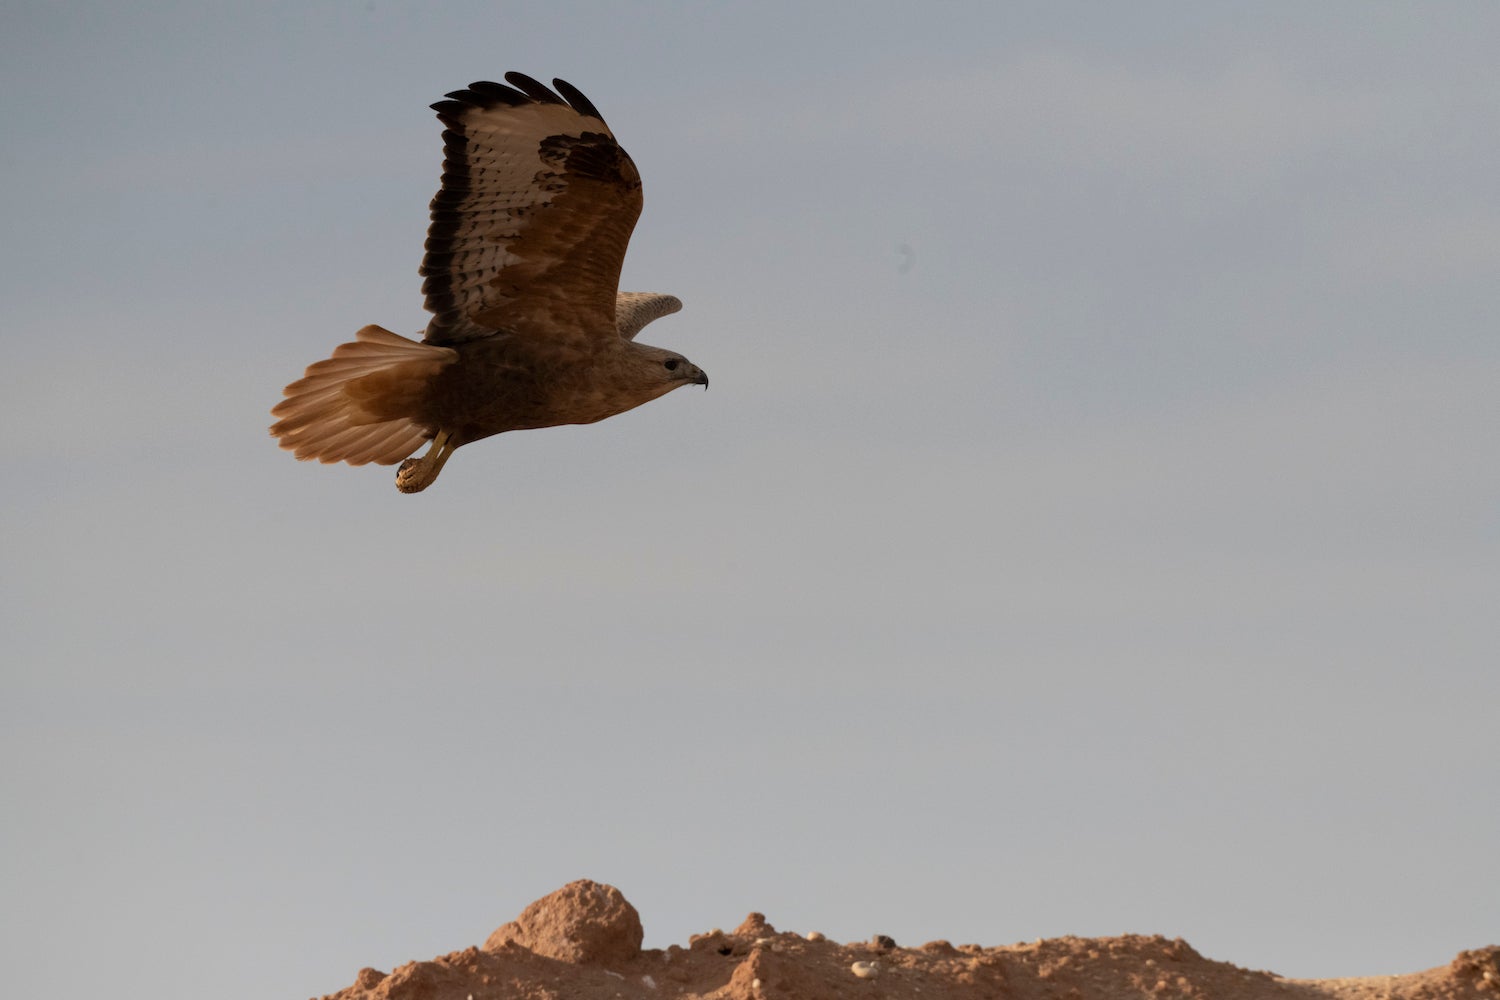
[270,325,458,466]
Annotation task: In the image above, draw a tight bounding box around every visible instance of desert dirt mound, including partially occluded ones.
[315,880,1498,1000]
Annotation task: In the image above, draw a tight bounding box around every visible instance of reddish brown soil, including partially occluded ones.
[314,880,1499,1000]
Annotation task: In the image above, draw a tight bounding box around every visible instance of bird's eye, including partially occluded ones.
[663,358,679,371]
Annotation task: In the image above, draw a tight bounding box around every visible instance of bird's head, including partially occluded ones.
[624,342,709,396]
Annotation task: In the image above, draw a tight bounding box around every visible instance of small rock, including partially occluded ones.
[806,931,826,942]
[689,929,740,956]
[871,934,896,952]
[735,912,776,937]
[852,961,881,979]
[353,968,387,989]
[483,880,643,965]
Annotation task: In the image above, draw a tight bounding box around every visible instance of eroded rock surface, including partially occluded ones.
[482,878,643,965]
[314,882,1499,1000]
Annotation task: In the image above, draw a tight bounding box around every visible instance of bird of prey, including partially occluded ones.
[270,72,706,493]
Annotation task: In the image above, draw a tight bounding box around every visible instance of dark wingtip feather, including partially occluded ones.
[434,74,605,122]
[465,80,529,105]
[503,71,565,104]
[432,82,529,119]
[552,78,605,123]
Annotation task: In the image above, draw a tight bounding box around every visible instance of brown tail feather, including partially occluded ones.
[270,325,458,466]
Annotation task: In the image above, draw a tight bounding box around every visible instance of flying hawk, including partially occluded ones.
[270,73,706,493]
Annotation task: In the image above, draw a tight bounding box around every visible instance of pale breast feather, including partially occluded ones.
[419,73,644,348]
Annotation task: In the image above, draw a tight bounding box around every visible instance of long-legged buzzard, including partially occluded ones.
[270,73,705,493]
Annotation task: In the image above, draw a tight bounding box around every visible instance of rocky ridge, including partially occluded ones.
[315,880,1500,1000]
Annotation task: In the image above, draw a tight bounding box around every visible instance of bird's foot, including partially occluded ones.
[395,457,432,493]
[394,430,455,494]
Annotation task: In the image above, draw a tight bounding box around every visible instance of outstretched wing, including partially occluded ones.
[615,291,682,341]
[421,72,644,349]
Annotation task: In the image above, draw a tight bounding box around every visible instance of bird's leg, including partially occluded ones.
[395,429,455,494]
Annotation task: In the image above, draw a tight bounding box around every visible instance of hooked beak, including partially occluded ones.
[691,365,709,389]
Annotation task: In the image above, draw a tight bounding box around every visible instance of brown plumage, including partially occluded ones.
[270,72,706,493]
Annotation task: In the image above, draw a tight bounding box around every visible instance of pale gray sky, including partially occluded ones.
[3,3,1497,998]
